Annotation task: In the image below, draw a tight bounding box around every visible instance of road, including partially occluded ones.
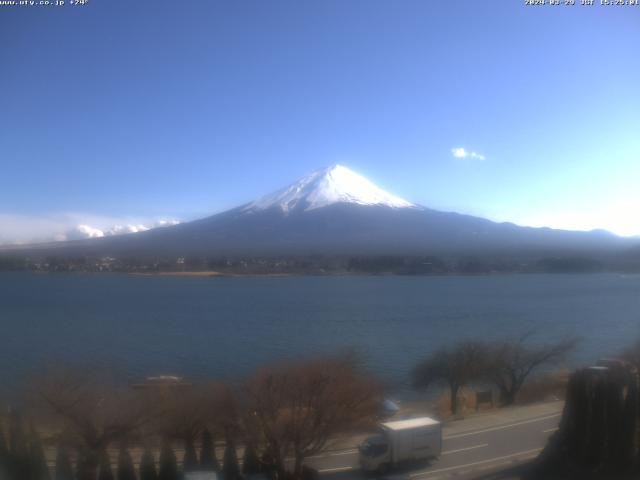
[306,401,563,480]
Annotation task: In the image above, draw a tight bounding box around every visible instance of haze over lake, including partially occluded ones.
[2,272,640,393]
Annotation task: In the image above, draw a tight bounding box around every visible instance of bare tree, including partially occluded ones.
[157,386,208,472]
[158,381,236,472]
[3,408,32,480]
[97,450,114,480]
[158,440,178,480]
[29,423,51,480]
[116,447,136,480]
[485,333,577,405]
[54,444,73,480]
[0,422,8,479]
[621,338,640,370]
[244,354,380,480]
[413,341,487,415]
[242,442,261,476]
[28,368,158,479]
[140,448,158,480]
[199,428,220,471]
[222,432,241,480]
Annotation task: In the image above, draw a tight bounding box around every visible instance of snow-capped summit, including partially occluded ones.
[243,165,416,214]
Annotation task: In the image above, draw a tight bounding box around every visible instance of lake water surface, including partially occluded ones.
[2,272,640,393]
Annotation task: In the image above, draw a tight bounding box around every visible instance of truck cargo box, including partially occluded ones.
[381,417,442,464]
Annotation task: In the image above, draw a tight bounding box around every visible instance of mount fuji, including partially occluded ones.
[243,165,416,214]
[5,165,634,261]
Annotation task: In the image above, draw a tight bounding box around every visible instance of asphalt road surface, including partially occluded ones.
[306,401,563,480]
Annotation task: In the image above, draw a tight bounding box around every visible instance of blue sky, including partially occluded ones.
[1,0,639,243]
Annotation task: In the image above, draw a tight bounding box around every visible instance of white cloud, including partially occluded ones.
[451,147,467,158]
[71,224,106,240]
[0,213,180,246]
[451,147,485,161]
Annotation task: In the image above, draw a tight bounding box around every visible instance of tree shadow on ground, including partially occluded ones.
[472,462,640,480]
[469,462,532,480]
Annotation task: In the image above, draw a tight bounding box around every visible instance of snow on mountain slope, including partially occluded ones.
[243,165,416,214]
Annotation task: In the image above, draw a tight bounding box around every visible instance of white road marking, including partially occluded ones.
[543,427,558,433]
[318,466,354,473]
[408,447,543,478]
[441,443,488,456]
[308,449,358,459]
[444,413,561,440]
[315,444,489,472]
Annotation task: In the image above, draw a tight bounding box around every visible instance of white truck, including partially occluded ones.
[359,417,442,473]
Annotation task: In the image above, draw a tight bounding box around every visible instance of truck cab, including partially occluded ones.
[359,434,392,472]
[359,417,442,473]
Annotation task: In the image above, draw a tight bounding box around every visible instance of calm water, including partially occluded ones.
[2,272,640,393]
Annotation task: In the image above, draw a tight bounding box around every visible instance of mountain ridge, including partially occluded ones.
[1,166,638,266]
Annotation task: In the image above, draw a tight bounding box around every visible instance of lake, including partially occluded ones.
[1,272,640,394]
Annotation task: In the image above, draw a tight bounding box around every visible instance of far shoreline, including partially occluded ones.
[4,269,636,278]
[128,271,297,278]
